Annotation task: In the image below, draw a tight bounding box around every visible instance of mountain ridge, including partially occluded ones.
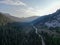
[0,12,39,22]
[32,9,60,28]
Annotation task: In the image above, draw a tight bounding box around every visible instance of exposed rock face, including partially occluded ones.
[45,20,60,28]
[45,9,60,28]
[32,9,60,28]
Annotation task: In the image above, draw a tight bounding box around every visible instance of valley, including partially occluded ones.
[0,9,60,45]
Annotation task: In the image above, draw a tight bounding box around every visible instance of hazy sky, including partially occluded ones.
[0,0,60,17]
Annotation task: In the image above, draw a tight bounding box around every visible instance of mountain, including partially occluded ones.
[0,12,39,25]
[0,12,37,33]
[0,12,14,25]
[30,9,60,45]
[4,13,39,22]
[21,16,39,22]
[0,9,60,45]
[32,9,60,28]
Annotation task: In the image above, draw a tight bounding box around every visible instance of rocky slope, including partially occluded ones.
[0,12,13,25]
[32,9,60,28]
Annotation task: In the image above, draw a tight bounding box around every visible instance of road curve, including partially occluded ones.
[31,24,45,45]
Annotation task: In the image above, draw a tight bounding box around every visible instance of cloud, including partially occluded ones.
[0,0,60,17]
[16,7,48,17]
[16,5,59,17]
[23,1,60,16]
[0,0,26,6]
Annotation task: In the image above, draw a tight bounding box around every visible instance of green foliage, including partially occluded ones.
[0,23,42,45]
[43,33,60,45]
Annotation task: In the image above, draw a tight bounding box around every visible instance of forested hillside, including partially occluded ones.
[0,10,60,45]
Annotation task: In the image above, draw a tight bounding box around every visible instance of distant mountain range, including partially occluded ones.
[1,9,60,28]
[1,12,39,22]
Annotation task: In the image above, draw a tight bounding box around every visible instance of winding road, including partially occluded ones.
[31,24,45,45]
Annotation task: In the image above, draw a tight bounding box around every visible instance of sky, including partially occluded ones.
[0,0,60,18]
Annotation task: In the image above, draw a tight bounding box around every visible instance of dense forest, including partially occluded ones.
[0,23,42,45]
[0,12,60,45]
[0,23,60,45]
